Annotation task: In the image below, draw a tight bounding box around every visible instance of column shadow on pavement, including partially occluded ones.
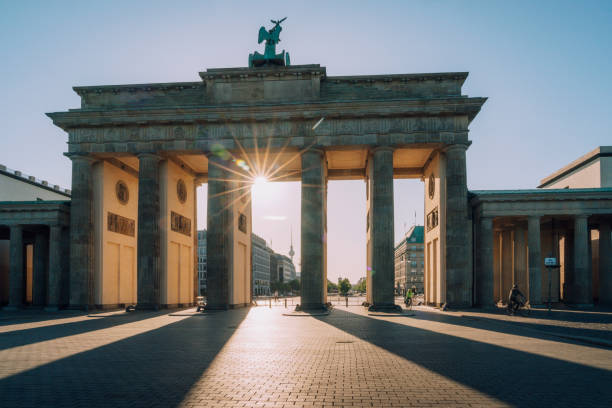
[414,309,612,347]
[316,308,612,408]
[0,308,249,408]
[0,310,174,352]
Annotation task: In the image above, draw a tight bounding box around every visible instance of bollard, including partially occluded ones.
[345,296,348,307]
[284,298,287,308]
[269,297,272,308]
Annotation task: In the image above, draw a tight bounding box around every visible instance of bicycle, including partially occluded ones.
[506,294,530,316]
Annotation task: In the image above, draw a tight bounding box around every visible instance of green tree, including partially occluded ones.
[288,279,300,293]
[339,278,351,296]
[327,279,338,293]
[352,277,366,293]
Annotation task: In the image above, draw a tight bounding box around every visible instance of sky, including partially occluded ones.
[1,0,611,283]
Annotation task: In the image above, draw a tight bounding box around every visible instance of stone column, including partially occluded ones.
[206,156,231,310]
[33,229,48,307]
[68,154,97,309]
[501,229,514,302]
[46,224,63,310]
[527,216,542,305]
[136,153,162,309]
[444,144,471,307]
[599,221,611,304]
[193,182,199,304]
[513,225,527,295]
[573,215,591,305]
[476,216,494,307]
[493,230,502,302]
[366,147,395,310]
[301,149,327,310]
[6,225,24,310]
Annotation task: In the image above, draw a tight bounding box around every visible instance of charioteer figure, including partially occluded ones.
[249,17,291,67]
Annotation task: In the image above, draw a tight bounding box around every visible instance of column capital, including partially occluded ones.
[575,214,590,220]
[442,143,470,154]
[370,146,394,154]
[528,215,541,221]
[480,216,494,226]
[137,152,162,161]
[302,147,325,157]
[64,152,98,164]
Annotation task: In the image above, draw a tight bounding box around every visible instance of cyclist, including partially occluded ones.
[404,288,414,307]
[508,284,526,315]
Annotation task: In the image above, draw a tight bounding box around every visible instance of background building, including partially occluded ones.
[252,233,271,296]
[0,165,71,307]
[197,230,207,296]
[394,226,425,295]
[276,254,296,283]
[538,146,612,189]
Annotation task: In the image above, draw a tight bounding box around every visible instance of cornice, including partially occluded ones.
[47,97,486,130]
[469,188,612,206]
[73,82,203,97]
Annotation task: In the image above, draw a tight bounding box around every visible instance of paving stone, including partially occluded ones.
[0,306,611,407]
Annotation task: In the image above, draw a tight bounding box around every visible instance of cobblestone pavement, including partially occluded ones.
[1,305,611,408]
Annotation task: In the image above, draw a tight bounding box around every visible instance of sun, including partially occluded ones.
[254,175,268,186]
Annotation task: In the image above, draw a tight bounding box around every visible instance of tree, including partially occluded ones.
[288,279,300,293]
[339,278,351,296]
[327,279,338,293]
[353,277,366,293]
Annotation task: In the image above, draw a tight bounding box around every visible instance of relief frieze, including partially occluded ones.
[171,211,191,237]
[69,115,464,149]
[107,212,135,237]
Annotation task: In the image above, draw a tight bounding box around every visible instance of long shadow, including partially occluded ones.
[0,310,173,352]
[465,306,612,324]
[317,309,612,407]
[0,308,249,408]
[414,309,612,347]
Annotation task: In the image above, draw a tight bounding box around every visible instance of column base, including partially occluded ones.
[204,304,229,311]
[136,303,160,311]
[368,303,402,313]
[297,303,329,312]
[44,306,60,312]
[2,305,20,312]
[568,303,594,309]
[473,304,497,310]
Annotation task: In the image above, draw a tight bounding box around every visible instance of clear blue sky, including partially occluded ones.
[1,0,611,283]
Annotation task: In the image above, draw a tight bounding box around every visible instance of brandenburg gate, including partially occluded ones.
[47,60,485,310]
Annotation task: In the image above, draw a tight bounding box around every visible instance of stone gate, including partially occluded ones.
[47,64,486,310]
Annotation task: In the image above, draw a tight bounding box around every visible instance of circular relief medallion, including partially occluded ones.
[428,174,435,200]
[177,179,187,203]
[116,180,129,205]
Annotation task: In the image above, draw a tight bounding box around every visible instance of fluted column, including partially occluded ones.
[573,214,591,305]
[527,216,542,305]
[514,225,527,292]
[137,153,162,309]
[206,156,231,310]
[6,225,24,310]
[476,216,494,306]
[599,221,611,304]
[501,229,514,302]
[366,147,395,310]
[68,154,97,309]
[33,229,48,306]
[301,149,327,310]
[46,224,63,310]
[444,144,471,307]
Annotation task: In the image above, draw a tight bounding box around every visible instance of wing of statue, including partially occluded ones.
[258,26,269,44]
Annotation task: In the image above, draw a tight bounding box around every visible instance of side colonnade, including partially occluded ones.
[472,190,612,306]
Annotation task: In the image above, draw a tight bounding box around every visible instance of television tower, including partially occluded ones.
[289,225,295,262]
